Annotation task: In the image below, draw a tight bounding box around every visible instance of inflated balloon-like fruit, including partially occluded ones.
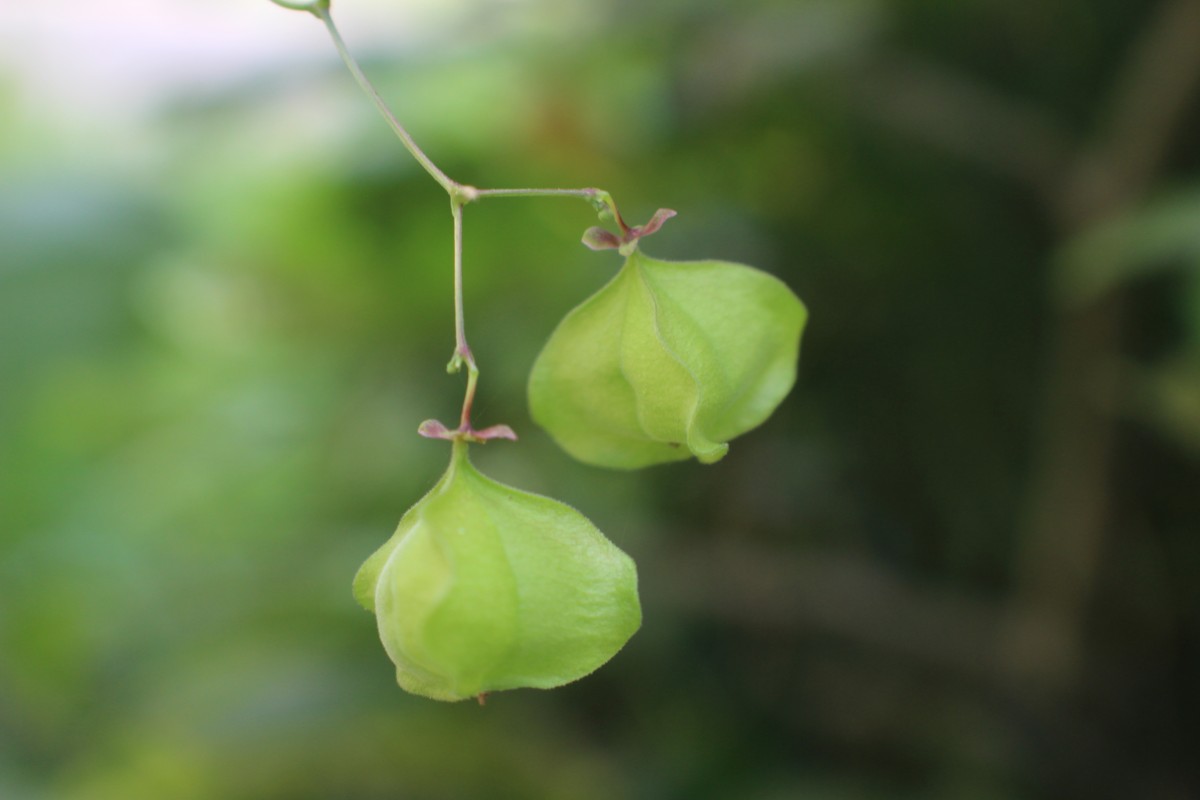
[529,247,807,469]
[354,440,641,701]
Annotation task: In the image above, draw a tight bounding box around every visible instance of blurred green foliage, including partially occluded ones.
[3,1,1200,798]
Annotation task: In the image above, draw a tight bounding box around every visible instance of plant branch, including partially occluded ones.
[1005,0,1200,693]
[471,187,598,201]
[310,8,622,219]
[449,199,473,366]
[315,4,459,195]
[1054,0,1200,227]
[280,2,633,442]
[469,187,625,230]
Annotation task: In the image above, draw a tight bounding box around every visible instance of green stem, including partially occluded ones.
[295,5,626,440]
[270,0,329,13]
[471,186,621,225]
[315,5,459,195]
[460,363,480,430]
[299,6,621,219]
[449,198,480,429]
[471,187,598,200]
[450,199,472,367]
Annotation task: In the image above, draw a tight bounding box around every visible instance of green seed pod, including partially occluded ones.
[529,249,807,469]
[354,441,641,701]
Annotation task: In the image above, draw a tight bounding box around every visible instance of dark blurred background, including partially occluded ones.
[3,0,1200,798]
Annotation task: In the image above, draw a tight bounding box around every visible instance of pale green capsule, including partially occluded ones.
[529,249,807,469]
[354,441,640,701]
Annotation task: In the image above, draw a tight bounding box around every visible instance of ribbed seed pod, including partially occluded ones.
[529,249,807,469]
[354,441,641,701]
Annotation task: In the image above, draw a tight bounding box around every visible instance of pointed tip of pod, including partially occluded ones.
[693,440,730,465]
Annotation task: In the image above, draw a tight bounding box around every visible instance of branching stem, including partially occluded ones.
[289,3,627,441]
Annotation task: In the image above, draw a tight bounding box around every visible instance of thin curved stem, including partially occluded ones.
[460,363,480,430]
[315,5,459,195]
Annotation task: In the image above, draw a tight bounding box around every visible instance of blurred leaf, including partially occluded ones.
[1055,189,1200,305]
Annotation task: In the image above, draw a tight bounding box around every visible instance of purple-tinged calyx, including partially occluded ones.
[419,419,518,444]
[582,208,677,253]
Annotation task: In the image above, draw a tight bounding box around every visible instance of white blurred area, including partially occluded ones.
[0,0,539,128]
